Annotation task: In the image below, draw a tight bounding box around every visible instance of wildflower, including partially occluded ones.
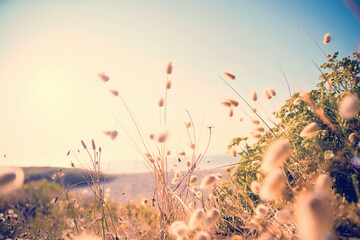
[170,221,189,237]
[166,61,173,74]
[339,94,360,120]
[158,97,164,107]
[109,89,119,96]
[189,208,205,229]
[194,231,211,240]
[204,208,221,229]
[250,181,261,195]
[275,209,292,224]
[300,122,319,137]
[261,139,291,174]
[223,72,235,80]
[323,33,331,44]
[97,72,109,82]
[259,168,285,201]
[251,90,257,101]
[166,80,172,89]
[200,175,217,189]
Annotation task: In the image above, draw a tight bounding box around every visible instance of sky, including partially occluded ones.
[0,0,359,173]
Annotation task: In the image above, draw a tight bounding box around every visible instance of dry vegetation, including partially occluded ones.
[1,34,360,239]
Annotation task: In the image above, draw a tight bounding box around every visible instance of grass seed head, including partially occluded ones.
[260,168,285,201]
[255,204,269,217]
[261,139,291,174]
[200,175,217,189]
[190,175,198,185]
[97,72,109,82]
[323,33,331,44]
[264,89,272,99]
[0,166,24,197]
[157,129,169,143]
[250,181,261,194]
[300,122,319,137]
[166,61,173,74]
[166,80,172,89]
[252,120,260,125]
[189,208,206,229]
[110,89,119,96]
[251,90,258,101]
[229,108,234,117]
[204,208,221,229]
[223,71,236,80]
[228,99,239,107]
[194,231,211,240]
[170,221,189,237]
[275,209,292,224]
[158,97,164,107]
[339,94,360,120]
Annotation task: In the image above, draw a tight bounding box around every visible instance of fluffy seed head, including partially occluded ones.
[300,122,319,137]
[221,101,231,107]
[194,231,211,240]
[166,80,172,89]
[264,89,272,99]
[204,208,221,229]
[190,175,198,185]
[314,174,332,195]
[189,208,206,229]
[97,72,109,82]
[200,175,217,189]
[157,129,169,143]
[267,88,276,97]
[223,72,235,80]
[0,166,25,197]
[261,139,291,174]
[158,97,164,107]
[259,168,285,201]
[110,89,119,96]
[166,61,173,74]
[323,33,331,44]
[229,108,234,117]
[170,221,189,237]
[297,192,334,240]
[250,181,261,194]
[228,99,239,107]
[339,94,360,120]
[252,120,260,125]
[255,204,269,216]
[251,90,258,101]
[275,209,292,224]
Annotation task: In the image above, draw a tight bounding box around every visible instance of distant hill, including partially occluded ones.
[22,166,116,187]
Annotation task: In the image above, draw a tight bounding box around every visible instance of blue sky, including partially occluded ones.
[0,0,358,172]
